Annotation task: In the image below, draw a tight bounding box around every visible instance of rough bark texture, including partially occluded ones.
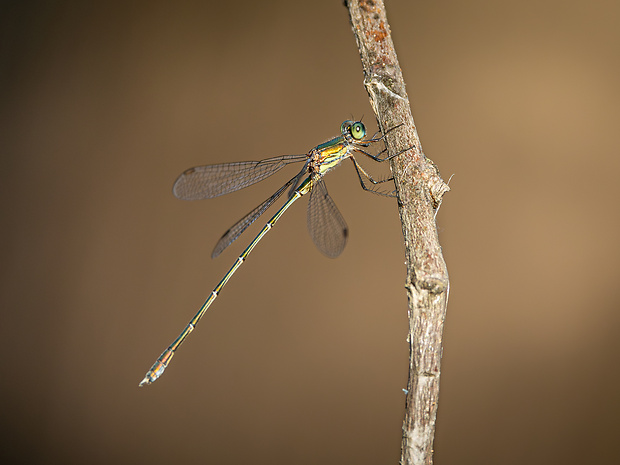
[346,1,450,464]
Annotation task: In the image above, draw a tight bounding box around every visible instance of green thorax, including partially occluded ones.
[314,135,351,176]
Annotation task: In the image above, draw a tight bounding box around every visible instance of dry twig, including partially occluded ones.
[345,1,450,464]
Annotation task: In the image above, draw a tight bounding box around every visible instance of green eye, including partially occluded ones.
[350,122,366,140]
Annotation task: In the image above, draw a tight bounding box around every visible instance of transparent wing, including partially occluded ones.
[211,172,301,258]
[173,154,307,200]
[307,179,348,258]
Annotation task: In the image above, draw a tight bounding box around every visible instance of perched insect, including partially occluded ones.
[140,120,405,386]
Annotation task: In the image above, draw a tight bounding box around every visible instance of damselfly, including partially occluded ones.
[139,120,404,386]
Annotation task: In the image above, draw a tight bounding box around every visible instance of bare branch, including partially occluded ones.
[345,1,450,464]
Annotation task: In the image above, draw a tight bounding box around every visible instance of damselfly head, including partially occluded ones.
[341,120,366,141]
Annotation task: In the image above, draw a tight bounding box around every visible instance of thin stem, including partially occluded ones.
[345,1,450,464]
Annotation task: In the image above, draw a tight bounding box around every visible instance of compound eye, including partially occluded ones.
[350,122,366,140]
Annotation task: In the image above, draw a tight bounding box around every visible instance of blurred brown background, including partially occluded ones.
[2,1,619,464]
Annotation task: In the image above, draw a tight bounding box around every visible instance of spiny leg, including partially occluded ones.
[354,144,414,163]
[365,122,405,143]
[349,157,396,198]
